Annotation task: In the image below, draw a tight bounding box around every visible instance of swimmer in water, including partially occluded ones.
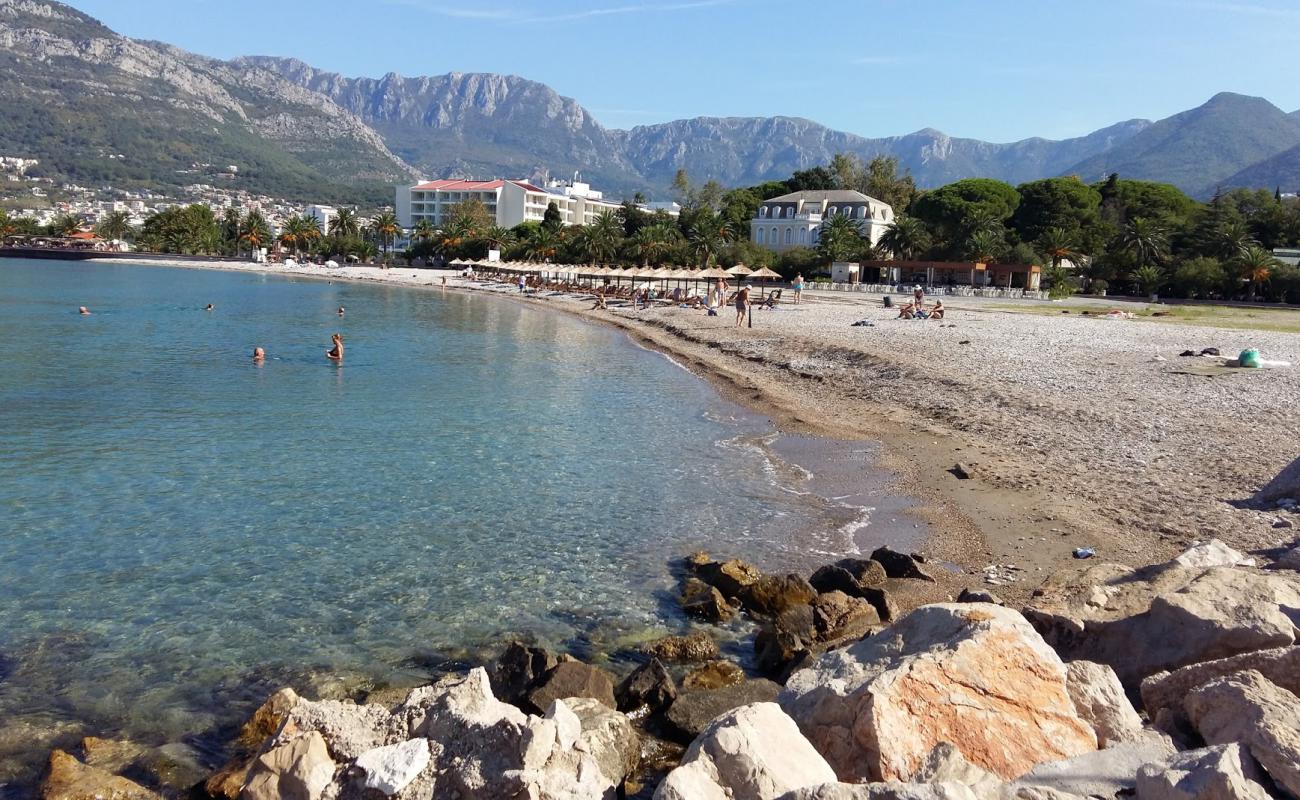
[338,306,345,316]
[326,333,344,361]
[205,304,214,312]
[78,306,90,315]
[252,347,265,363]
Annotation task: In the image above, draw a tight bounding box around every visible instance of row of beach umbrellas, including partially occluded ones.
[448,259,782,284]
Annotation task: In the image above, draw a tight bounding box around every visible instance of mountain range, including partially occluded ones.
[3,0,1300,205]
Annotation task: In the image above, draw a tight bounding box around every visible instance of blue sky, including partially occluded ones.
[69,0,1300,143]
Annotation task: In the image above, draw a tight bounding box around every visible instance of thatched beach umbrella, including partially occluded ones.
[726,263,753,278]
[749,266,783,299]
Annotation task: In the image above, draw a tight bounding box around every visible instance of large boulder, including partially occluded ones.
[870,547,936,582]
[1185,669,1300,798]
[697,558,764,598]
[241,731,337,800]
[489,641,557,706]
[741,574,819,618]
[654,702,837,800]
[1011,737,1175,800]
[680,578,737,623]
[616,658,677,713]
[523,660,617,714]
[812,591,882,642]
[1172,539,1253,570]
[1135,743,1272,800]
[780,603,1097,783]
[566,697,641,787]
[641,630,720,662]
[664,679,783,743]
[1141,646,1300,735]
[1064,660,1145,747]
[810,559,888,596]
[42,750,162,800]
[1025,560,1300,687]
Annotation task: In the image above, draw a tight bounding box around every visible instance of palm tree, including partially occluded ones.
[1216,219,1258,260]
[816,214,866,263]
[96,210,133,242]
[877,215,929,260]
[1235,246,1280,302]
[240,210,271,255]
[49,214,81,236]
[1132,264,1164,298]
[370,211,402,263]
[481,225,515,252]
[412,219,437,243]
[631,223,677,267]
[1117,217,1169,270]
[1037,227,1080,269]
[586,210,623,265]
[964,229,1005,264]
[278,215,313,258]
[523,225,559,262]
[0,209,15,238]
[688,215,731,268]
[329,208,360,240]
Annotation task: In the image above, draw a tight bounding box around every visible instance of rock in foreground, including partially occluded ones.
[781,603,1097,782]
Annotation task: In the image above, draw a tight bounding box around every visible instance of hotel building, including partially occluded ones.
[395,178,657,230]
[750,189,894,252]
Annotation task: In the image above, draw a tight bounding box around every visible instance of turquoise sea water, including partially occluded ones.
[0,260,901,789]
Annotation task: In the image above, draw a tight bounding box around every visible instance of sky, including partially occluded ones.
[67,0,1300,143]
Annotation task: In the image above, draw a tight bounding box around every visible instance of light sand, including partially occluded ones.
[91,258,1300,603]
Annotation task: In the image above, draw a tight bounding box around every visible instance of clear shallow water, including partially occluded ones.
[0,260,908,786]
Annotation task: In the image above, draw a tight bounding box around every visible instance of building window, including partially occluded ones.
[785,228,793,245]
[829,206,837,216]
[799,228,807,244]
[757,229,765,244]
[858,207,868,219]
[759,207,767,218]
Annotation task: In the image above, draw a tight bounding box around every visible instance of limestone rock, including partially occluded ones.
[280,697,392,760]
[741,574,819,618]
[566,696,641,786]
[1142,646,1300,735]
[354,738,430,796]
[41,750,162,800]
[870,547,936,582]
[616,657,677,713]
[1064,660,1145,746]
[664,679,782,743]
[809,559,888,596]
[781,603,1097,783]
[241,731,336,800]
[1172,539,1253,570]
[912,742,1007,796]
[698,558,764,598]
[1135,743,1272,800]
[680,578,737,623]
[1011,736,1175,799]
[654,702,836,800]
[1185,669,1300,798]
[238,687,303,749]
[812,590,881,642]
[683,660,745,690]
[490,641,557,706]
[778,782,981,799]
[1026,562,1300,687]
[524,660,617,714]
[641,629,720,662]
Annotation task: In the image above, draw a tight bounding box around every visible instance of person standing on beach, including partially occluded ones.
[326,334,344,362]
[734,285,750,327]
[518,274,527,293]
[792,273,804,304]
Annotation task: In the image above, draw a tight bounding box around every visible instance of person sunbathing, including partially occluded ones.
[930,300,945,320]
[591,295,608,310]
[897,302,915,320]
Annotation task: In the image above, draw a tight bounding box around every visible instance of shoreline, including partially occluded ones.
[80,256,1068,603]
[85,255,1300,605]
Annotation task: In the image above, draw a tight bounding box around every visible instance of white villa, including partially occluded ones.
[396,178,666,230]
[751,189,894,251]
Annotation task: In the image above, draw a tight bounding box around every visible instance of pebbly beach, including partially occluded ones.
[17,254,1300,800]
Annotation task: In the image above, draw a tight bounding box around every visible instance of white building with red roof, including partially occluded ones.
[396,178,649,231]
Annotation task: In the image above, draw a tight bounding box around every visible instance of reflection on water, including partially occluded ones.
[0,261,917,792]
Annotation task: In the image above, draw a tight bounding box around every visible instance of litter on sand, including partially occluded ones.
[1073,547,1096,559]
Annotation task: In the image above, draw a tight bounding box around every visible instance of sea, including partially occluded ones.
[0,258,924,793]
